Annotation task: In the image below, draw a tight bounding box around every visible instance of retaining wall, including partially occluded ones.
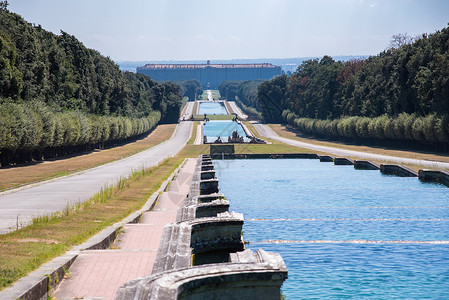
[115,155,288,299]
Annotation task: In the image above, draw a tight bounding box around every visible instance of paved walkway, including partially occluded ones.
[181,101,194,120]
[228,101,248,119]
[0,122,193,234]
[52,158,197,300]
[253,122,449,170]
[193,121,204,145]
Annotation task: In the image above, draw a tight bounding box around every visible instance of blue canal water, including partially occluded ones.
[214,159,449,299]
[203,120,248,143]
[198,102,228,115]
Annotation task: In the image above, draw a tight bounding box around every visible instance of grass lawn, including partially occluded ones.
[193,114,235,120]
[244,122,264,139]
[3,119,449,290]
[200,91,208,100]
[0,125,176,192]
[199,90,221,100]
[0,121,204,291]
[192,101,199,115]
[210,90,221,99]
[178,143,320,158]
[0,156,184,290]
[224,101,234,114]
[0,122,199,291]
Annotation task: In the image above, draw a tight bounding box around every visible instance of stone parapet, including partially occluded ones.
[115,250,287,300]
[418,169,449,186]
[318,155,334,162]
[334,157,355,165]
[177,199,230,221]
[354,160,380,170]
[115,154,288,299]
[380,164,418,177]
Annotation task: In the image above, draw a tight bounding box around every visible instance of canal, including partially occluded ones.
[214,158,449,299]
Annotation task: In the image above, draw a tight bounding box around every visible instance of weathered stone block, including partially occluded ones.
[116,249,287,300]
[200,171,215,180]
[334,157,354,165]
[319,155,334,162]
[380,164,418,177]
[199,179,219,195]
[419,169,449,186]
[354,160,380,170]
[210,144,235,156]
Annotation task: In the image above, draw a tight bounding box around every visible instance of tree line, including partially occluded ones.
[176,79,203,101]
[219,80,264,120]
[222,25,449,150]
[283,110,449,151]
[0,102,161,166]
[0,9,183,166]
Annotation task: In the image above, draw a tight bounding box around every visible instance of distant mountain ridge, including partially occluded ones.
[118,56,368,74]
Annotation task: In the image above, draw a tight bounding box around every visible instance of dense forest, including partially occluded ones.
[219,80,264,120]
[0,5,183,166]
[176,79,203,101]
[221,25,449,150]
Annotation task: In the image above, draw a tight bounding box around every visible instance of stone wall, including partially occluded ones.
[115,155,288,299]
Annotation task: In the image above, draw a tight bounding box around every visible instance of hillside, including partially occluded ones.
[0,7,183,166]
[221,25,449,150]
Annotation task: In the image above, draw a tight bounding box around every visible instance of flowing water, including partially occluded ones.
[214,159,449,299]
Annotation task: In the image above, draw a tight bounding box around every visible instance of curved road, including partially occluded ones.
[253,122,449,170]
[0,122,192,234]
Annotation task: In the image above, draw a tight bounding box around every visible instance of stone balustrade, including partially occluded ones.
[115,154,288,299]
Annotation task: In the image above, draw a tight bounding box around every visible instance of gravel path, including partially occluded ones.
[253,122,449,170]
[181,101,194,120]
[227,101,248,119]
[193,121,204,145]
[52,158,197,300]
[0,122,193,234]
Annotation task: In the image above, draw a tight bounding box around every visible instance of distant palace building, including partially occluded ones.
[136,60,282,88]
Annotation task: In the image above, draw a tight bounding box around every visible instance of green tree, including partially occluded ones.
[258,75,289,122]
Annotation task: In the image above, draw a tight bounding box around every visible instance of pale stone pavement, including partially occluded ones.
[52,158,197,300]
[227,101,248,119]
[193,121,204,145]
[253,122,449,170]
[181,101,194,120]
[0,121,192,234]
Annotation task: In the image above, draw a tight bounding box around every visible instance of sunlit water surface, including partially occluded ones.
[203,120,248,143]
[198,102,228,115]
[214,159,449,299]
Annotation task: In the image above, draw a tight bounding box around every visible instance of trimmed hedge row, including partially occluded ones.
[0,102,161,151]
[282,110,449,144]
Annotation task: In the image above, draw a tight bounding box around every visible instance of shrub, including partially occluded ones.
[411,117,426,142]
[355,117,370,139]
[287,113,449,147]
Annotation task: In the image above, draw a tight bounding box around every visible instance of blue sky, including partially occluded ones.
[8,0,449,61]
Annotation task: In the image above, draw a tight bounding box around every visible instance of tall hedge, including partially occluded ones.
[283,109,449,147]
[0,102,161,165]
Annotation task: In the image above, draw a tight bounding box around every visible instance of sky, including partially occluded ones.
[8,0,449,62]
